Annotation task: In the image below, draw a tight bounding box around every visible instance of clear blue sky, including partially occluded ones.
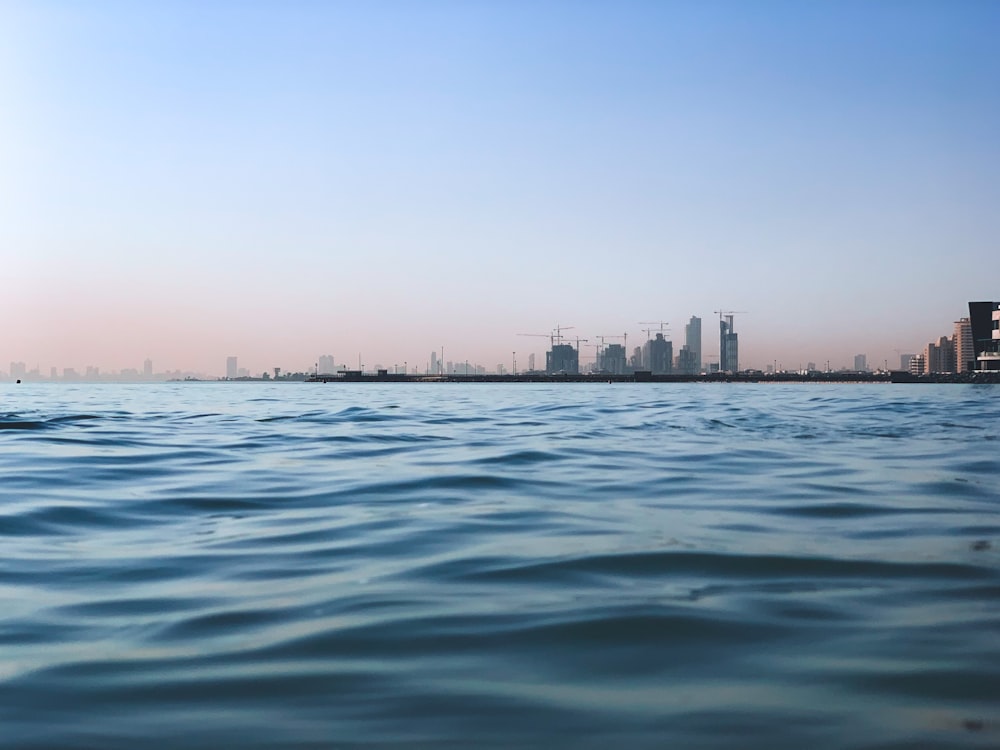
[2,0,997,375]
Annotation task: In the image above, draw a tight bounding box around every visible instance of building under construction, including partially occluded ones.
[546,344,579,374]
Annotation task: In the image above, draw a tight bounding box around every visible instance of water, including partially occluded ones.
[1,382,998,749]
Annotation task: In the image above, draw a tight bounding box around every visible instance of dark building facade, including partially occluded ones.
[720,315,739,372]
[547,344,579,374]
[644,333,673,374]
[598,344,627,374]
[969,301,1000,371]
[676,346,698,375]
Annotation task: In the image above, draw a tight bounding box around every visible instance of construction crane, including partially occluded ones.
[591,335,621,365]
[516,324,574,348]
[638,321,670,344]
[516,332,553,343]
[584,342,602,371]
[638,320,670,334]
[713,310,747,324]
[595,334,625,350]
[553,325,574,346]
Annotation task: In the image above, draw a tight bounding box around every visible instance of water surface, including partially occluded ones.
[1,383,998,748]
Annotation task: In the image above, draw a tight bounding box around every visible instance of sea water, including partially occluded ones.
[1,382,998,749]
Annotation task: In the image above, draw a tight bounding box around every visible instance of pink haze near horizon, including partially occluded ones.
[2,2,997,377]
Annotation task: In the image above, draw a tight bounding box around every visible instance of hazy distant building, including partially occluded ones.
[10,361,26,379]
[429,351,438,375]
[547,344,579,374]
[853,354,867,372]
[676,346,698,375]
[719,315,738,372]
[226,356,238,379]
[318,354,335,375]
[899,353,915,371]
[953,318,973,373]
[685,316,702,372]
[925,336,955,374]
[599,344,627,374]
[527,353,536,372]
[644,333,673,374]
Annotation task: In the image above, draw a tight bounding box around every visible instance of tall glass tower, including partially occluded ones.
[720,315,738,372]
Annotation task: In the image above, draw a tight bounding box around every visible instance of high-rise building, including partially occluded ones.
[632,346,643,370]
[643,333,673,374]
[720,315,738,372]
[854,354,867,372]
[899,353,915,371]
[676,346,698,375]
[547,344,579,374]
[954,318,973,373]
[144,358,153,378]
[599,344,627,374]
[969,301,1000,372]
[429,351,439,375]
[318,355,335,375]
[685,316,702,372]
[527,353,536,372]
[909,353,925,375]
[226,356,238,379]
[925,336,955,374]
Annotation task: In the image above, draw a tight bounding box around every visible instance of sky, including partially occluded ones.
[2,0,998,376]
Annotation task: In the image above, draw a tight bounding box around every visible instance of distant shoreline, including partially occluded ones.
[291,371,1000,385]
[11,372,997,385]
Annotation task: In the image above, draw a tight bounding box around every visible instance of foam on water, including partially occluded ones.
[1,382,998,749]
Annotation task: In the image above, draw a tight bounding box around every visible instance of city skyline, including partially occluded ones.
[3,2,998,375]
[5,299,987,380]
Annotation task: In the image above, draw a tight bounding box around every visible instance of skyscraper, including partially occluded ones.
[719,315,738,372]
[144,358,153,378]
[226,356,238,379]
[318,354,335,374]
[599,344,627,374]
[954,318,973,373]
[546,344,579,374]
[853,354,867,372]
[643,333,673,374]
[925,336,955,374]
[676,347,697,375]
[685,316,702,373]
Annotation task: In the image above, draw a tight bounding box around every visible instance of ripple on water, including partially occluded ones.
[0,383,998,749]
